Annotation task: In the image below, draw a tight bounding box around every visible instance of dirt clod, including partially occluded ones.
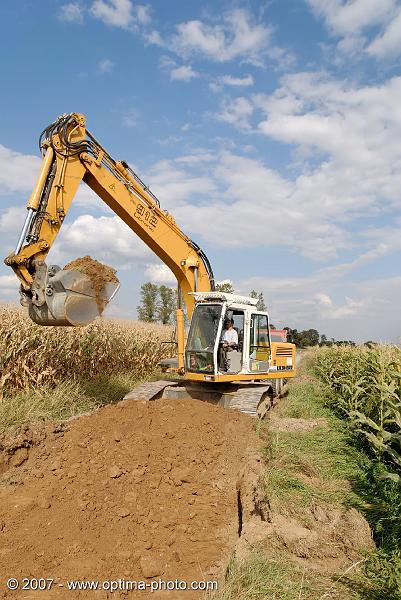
[64,255,119,311]
[37,498,51,509]
[9,448,28,467]
[49,459,61,471]
[109,465,123,478]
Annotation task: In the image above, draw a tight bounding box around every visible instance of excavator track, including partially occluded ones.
[226,385,272,418]
[123,379,282,418]
[123,380,176,402]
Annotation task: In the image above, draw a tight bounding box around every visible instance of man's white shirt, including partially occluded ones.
[221,328,238,345]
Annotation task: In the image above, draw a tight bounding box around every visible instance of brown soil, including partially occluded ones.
[64,256,119,311]
[0,398,260,599]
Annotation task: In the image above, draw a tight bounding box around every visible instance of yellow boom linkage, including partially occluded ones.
[5,113,214,373]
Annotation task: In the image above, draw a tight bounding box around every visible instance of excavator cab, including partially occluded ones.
[184,292,286,382]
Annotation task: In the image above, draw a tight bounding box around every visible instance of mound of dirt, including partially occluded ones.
[0,398,260,599]
[64,256,119,311]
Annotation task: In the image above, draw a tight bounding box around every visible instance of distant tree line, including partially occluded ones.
[137,282,356,346]
[283,328,356,348]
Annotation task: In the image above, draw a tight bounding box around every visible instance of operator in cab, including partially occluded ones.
[221,318,238,347]
[219,318,238,370]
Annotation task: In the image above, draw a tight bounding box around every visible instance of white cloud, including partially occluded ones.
[136,86,401,265]
[144,264,176,284]
[0,207,26,236]
[0,145,40,194]
[91,0,134,29]
[170,65,198,82]
[98,58,114,73]
[306,0,401,60]
[328,297,365,319]
[159,55,176,69]
[73,183,114,212]
[145,159,217,209]
[216,97,254,130]
[210,74,255,93]
[176,152,214,164]
[146,30,163,45]
[306,0,397,36]
[315,293,332,307]
[0,274,18,288]
[171,9,289,67]
[367,8,401,58]
[0,270,19,299]
[254,72,401,216]
[129,146,349,262]
[58,3,84,24]
[156,135,181,146]
[134,4,151,25]
[90,0,152,34]
[237,271,376,341]
[50,214,152,267]
[221,74,254,87]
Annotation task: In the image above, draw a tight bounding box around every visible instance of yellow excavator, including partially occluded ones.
[4,113,296,417]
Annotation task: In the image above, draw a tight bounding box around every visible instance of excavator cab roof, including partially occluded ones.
[190,291,259,307]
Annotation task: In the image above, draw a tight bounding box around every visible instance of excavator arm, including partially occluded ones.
[5,113,215,371]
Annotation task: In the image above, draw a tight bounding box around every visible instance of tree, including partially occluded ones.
[216,281,235,293]
[137,283,159,322]
[250,290,267,311]
[157,285,177,325]
[282,327,320,348]
[298,328,320,347]
[288,328,301,346]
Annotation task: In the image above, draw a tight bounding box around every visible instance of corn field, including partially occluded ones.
[311,344,401,483]
[0,304,174,396]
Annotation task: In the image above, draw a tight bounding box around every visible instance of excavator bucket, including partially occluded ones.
[22,262,120,326]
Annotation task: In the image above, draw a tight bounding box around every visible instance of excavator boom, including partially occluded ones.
[5,113,214,326]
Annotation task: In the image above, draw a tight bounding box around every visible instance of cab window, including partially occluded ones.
[249,314,270,371]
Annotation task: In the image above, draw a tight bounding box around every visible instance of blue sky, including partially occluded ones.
[1,0,401,342]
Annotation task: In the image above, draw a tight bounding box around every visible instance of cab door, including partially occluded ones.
[249,313,271,373]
